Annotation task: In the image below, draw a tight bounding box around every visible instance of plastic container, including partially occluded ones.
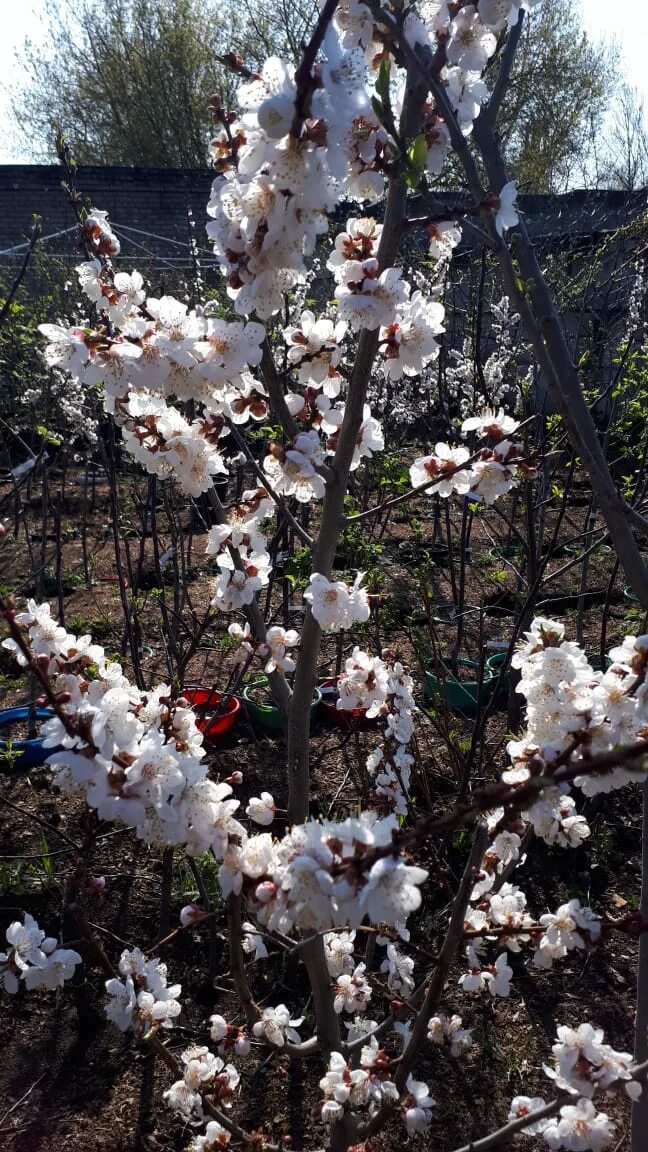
[547,543,576,559]
[483,600,520,620]
[430,602,481,625]
[243,678,321,732]
[183,687,241,741]
[427,544,473,565]
[423,659,494,712]
[485,652,511,702]
[0,707,61,770]
[320,678,377,729]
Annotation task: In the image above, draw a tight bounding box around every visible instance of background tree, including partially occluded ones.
[488,0,617,192]
[10,0,321,167]
[235,0,319,65]
[8,0,636,190]
[598,85,648,191]
[12,0,234,167]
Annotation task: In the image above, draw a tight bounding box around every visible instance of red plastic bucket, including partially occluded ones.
[182,688,241,741]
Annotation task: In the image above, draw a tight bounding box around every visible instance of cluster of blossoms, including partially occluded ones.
[205,487,277,612]
[281,395,385,473]
[326,216,439,343]
[284,309,346,397]
[506,1022,641,1150]
[207,50,348,319]
[508,1095,615,1151]
[328,0,531,249]
[303,571,370,631]
[204,0,527,321]
[504,618,648,846]
[348,655,417,815]
[105,947,182,1035]
[3,607,430,956]
[220,809,427,940]
[39,250,268,496]
[0,913,81,994]
[319,1041,436,1137]
[447,604,648,1023]
[457,770,604,992]
[324,926,414,1021]
[546,1023,640,1101]
[445,295,525,419]
[336,647,390,716]
[164,1043,240,1121]
[8,611,429,950]
[410,407,533,506]
[379,289,446,380]
[459,876,603,996]
[3,601,245,854]
[427,1011,474,1057]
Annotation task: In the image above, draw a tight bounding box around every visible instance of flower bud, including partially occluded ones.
[87,874,106,897]
[255,881,276,904]
[180,902,206,927]
[209,1013,228,1042]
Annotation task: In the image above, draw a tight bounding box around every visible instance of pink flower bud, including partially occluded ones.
[180,902,206,926]
[255,881,276,905]
[87,875,106,896]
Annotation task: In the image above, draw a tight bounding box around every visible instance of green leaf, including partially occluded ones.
[375,59,391,103]
[370,95,384,122]
[408,133,428,171]
[405,134,429,189]
[36,424,62,447]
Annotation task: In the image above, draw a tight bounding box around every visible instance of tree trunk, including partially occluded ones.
[632,779,648,1151]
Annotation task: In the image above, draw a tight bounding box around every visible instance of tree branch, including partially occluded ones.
[485,10,525,127]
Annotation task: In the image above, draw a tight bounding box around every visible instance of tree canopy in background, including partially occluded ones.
[490,0,615,192]
[8,0,648,191]
[12,0,231,168]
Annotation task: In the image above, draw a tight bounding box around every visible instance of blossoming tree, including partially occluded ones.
[2,3,648,1151]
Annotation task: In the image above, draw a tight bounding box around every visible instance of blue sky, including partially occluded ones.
[0,0,645,163]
